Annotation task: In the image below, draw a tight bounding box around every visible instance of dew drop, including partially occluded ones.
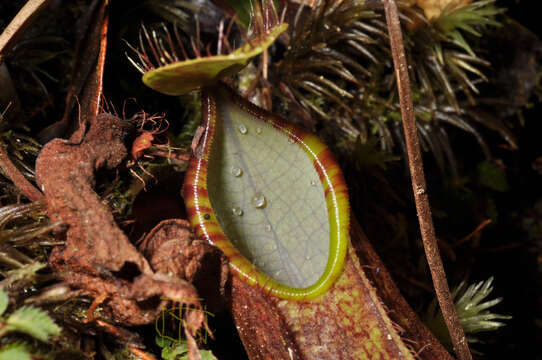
[238,124,248,134]
[310,180,317,187]
[232,206,244,216]
[251,192,266,209]
[305,255,312,261]
[265,224,272,232]
[231,166,243,177]
[256,127,262,134]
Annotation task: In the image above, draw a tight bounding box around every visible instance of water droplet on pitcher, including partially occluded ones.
[232,206,243,216]
[251,193,266,209]
[288,137,295,144]
[265,224,272,232]
[238,124,248,134]
[310,180,317,186]
[256,127,262,134]
[231,166,243,177]
[305,255,312,261]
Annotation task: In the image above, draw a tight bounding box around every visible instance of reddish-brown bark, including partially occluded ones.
[140,218,229,313]
[35,114,205,359]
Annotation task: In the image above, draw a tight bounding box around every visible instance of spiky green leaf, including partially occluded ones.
[5,306,61,342]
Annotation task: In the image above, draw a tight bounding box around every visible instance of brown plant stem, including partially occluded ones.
[382,1,472,360]
[0,143,43,201]
[0,0,53,60]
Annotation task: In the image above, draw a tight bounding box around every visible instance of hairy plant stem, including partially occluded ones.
[382,1,472,360]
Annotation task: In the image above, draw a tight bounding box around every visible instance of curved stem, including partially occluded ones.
[382,1,472,360]
[0,143,43,201]
[0,0,53,61]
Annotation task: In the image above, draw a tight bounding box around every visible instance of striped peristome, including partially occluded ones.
[183,84,350,300]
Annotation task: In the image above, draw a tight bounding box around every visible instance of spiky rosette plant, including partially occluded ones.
[395,0,516,170]
[273,0,389,122]
[264,0,515,178]
[425,277,512,352]
[405,0,503,109]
